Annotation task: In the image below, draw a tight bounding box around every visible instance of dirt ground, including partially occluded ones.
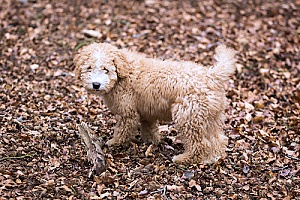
[0,0,299,199]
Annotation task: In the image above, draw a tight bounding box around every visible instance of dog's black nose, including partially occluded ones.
[92,82,101,89]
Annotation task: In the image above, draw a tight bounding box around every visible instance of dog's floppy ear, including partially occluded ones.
[112,50,131,78]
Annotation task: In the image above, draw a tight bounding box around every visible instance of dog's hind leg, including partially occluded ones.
[171,94,228,164]
[140,119,160,144]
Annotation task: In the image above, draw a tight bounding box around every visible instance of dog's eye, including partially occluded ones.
[104,68,109,73]
[87,66,92,70]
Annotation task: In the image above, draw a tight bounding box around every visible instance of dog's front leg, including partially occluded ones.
[106,113,139,147]
[140,119,160,144]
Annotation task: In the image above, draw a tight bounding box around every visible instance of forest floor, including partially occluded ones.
[0,0,299,199]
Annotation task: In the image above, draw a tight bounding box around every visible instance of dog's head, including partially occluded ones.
[74,43,130,94]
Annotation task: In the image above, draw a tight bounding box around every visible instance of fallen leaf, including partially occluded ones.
[166,185,185,192]
[82,29,103,38]
[145,144,153,157]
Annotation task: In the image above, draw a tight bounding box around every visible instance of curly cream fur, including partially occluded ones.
[74,43,236,164]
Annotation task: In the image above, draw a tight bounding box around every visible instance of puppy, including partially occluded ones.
[74,43,236,164]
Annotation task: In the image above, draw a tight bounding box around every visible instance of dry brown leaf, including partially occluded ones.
[166,185,185,192]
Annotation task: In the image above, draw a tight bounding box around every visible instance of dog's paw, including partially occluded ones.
[172,153,191,164]
[106,139,118,146]
[203,155,222,164]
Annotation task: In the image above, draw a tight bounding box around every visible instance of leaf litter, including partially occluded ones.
[0,0,299,199]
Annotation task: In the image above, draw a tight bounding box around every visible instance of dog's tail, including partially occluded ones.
[206,44,237,88]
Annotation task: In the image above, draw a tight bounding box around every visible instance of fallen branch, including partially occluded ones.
[77,122,106,174]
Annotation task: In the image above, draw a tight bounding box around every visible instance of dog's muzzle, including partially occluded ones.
[92,82,101,89]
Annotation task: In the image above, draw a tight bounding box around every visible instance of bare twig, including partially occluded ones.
[12,118,29,131]
[77,122,106,174]
[285,154,300,161]
[0,153,36,161]
[150,185,167,196]
[162,185,167,196]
